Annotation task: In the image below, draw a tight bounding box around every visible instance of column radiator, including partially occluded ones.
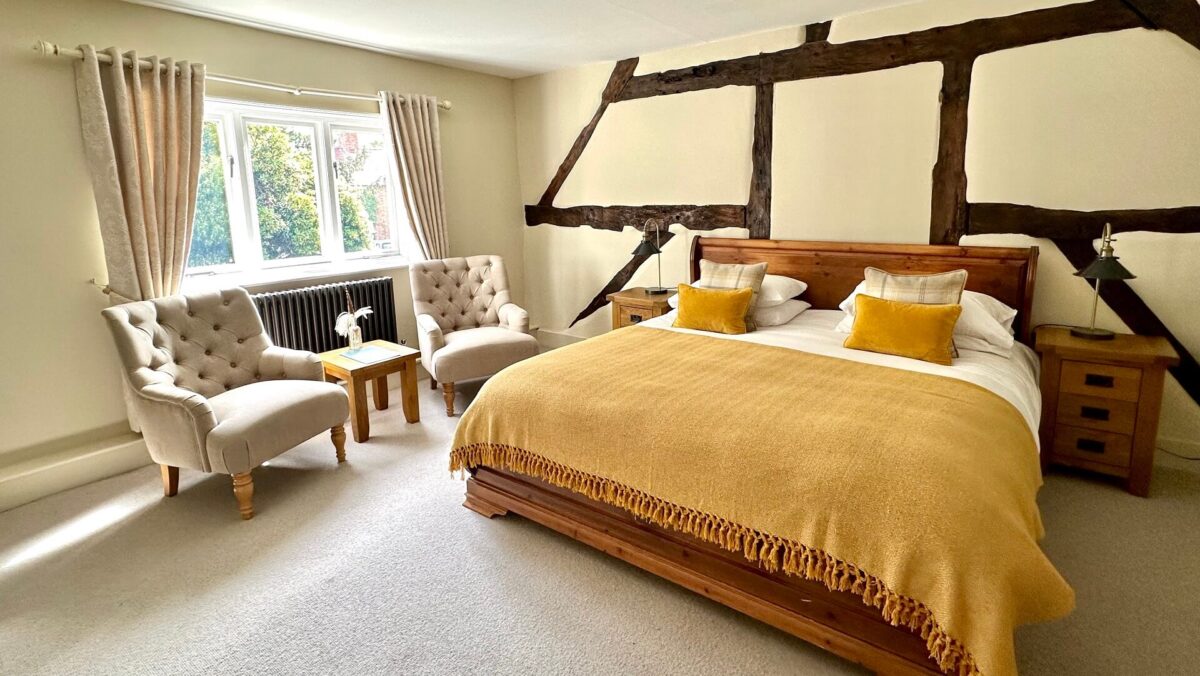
[250,277,399,354]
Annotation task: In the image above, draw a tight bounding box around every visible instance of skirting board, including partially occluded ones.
[0,434,151,513]
[534,327,586,351]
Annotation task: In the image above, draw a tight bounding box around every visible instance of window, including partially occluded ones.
[187,99,407,276]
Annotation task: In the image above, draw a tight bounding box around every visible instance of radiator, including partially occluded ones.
[251,277,399,354]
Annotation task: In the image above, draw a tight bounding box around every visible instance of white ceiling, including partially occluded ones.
[126,0,918,78]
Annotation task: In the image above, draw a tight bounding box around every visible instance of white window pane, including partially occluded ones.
[188,119,234,267]
[333,129,394,254]
[246,122,322,261]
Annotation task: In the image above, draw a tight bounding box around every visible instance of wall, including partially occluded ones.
[0,0,525,508]
[513,0,1200,449]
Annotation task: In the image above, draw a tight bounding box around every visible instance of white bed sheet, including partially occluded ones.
[640,309,1041,441]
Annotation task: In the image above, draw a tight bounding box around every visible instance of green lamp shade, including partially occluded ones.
[1075,256,1135,281]
[631,239,661,256]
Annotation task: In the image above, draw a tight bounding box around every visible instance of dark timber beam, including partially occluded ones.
[1054,238,1200,404]
[537,58,639,207]
[929,58,974,244]
[570,231,678,326]
[805,21,832,43]
[616,0,1143,101]
[525,204,745,232]
[746,84,774,239]
[968,203,1200,239]
[1122,0,1200,52]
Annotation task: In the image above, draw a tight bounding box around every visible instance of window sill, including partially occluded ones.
[182,256,411,293]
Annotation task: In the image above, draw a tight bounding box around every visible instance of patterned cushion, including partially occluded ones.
[697,259,768,331]
[862,267,968,305]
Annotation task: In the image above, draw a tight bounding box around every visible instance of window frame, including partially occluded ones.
[186,98,405,278]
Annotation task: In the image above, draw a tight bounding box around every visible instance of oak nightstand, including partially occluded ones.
[1036,326,1179,496]
[607,287,673,330]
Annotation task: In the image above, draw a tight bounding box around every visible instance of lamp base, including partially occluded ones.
[645,286,671,295]
[1070,326,1116,340]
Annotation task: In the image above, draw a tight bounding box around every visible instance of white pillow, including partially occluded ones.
[755,299,811,327]
[758,274,808,308]
[835,283,1016,357]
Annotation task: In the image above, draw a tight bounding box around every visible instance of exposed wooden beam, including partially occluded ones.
[968,203,1200,239]
[1122,0,1200,51]
[805,21,832,43]
[1054,238,1200,404]
[570,231,678,326]
[525,204,745,232]
[929,58,974,245]
[616,0,1141,101]
[746,84,774,239]
[537,58,639,207]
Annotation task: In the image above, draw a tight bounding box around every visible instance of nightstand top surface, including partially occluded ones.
[606,287,674,306]
[1035,326,1178,366]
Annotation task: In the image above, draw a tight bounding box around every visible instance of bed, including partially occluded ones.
[450,239,1071,675]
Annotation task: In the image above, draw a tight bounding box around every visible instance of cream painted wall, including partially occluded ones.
[0,0,524,470]
[513,0,1200,449]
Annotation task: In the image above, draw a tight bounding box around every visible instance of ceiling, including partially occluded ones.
[126,0,918,78]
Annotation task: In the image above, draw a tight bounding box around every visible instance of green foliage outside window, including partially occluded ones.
[249,124,321,260]
[188,121,234,267]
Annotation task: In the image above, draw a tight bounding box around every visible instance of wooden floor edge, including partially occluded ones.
[464,472,940,676]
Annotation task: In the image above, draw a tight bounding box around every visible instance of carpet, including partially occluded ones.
[1,381,1197,675]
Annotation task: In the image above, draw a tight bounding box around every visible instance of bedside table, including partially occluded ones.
[607,287,674,329]
[1036,327,1179,496]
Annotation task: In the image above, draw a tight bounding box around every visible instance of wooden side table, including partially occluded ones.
[319,339,420,443]
[1036,327,1179,496]
[607,287,673,330]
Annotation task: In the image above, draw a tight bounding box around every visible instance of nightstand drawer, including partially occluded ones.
[1056,393,1137,435]
[618,306,654,327]
[1053,424,1132,468]
[1060,360,1141,402]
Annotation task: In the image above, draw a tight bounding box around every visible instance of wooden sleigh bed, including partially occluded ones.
[459,238,1042,675]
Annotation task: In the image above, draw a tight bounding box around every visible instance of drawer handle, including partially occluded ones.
[1076,437,1106,454]
[1084,373,1115,388]
[629,314,644,323]
[1080,406,1110,421]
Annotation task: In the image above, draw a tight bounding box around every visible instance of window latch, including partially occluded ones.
[227,155,235,177]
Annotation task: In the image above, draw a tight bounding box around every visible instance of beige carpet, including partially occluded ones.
[2,380,1198,675]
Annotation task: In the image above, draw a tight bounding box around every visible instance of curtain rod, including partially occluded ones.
[33,40,453,110]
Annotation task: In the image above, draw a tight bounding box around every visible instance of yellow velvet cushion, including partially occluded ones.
[843,295,963,365]
[672,284,754,335]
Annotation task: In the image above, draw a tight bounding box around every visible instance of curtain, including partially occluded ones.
[382,92,449,260]
[74,45,205,303]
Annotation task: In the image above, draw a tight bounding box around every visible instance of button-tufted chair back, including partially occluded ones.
[102,288,277,399]
[409,255,513,334]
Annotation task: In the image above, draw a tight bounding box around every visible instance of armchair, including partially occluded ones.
[409,255,538,415]
[101,287,349,519]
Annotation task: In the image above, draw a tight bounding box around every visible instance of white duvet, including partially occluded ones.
[640,309,1042,440]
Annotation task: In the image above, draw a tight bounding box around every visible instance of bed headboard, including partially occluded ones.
[690,238,1040,345]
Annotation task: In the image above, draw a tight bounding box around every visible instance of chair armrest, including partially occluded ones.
[416,313,445,377]
[498,303,530,333]
[259,345,324,382]
[134,381,219,472]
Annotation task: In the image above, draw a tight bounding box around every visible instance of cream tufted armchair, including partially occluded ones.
[409,255,539,415]
[100,288,350,520]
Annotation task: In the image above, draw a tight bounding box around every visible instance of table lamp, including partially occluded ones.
[632,219,670,295]
[1071,222,1135,340]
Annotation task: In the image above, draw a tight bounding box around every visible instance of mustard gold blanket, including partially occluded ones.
[451,327,1073,675]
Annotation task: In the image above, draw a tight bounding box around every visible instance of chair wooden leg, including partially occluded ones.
[331,424,347,463]
[443,382,456,416]
[160,465,179,497]
[232,472,254,520]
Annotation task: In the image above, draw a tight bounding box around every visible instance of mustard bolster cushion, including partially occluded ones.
[672,284,754,335]
[843,295,962,365]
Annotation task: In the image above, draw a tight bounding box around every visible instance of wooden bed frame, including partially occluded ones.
[463,239,1040,675]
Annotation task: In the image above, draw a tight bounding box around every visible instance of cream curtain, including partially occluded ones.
[382,92,449,260]
[74,45,205,303]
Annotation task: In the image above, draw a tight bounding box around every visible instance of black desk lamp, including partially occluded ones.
[632,219,670,295]
[1072,223,1135,340]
